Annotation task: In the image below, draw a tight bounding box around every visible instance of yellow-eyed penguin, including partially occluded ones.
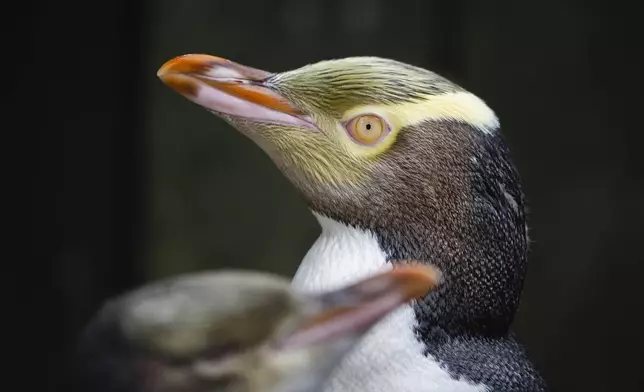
[156,55,547,391]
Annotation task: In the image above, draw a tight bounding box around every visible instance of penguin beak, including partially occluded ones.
[277,265,441,349]
[157,54,315,129]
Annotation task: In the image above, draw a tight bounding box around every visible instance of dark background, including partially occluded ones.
[22,0,642,391]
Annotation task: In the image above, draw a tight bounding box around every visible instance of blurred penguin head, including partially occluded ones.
[77,265,440,392]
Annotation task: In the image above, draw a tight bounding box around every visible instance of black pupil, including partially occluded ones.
[366,123,372,130]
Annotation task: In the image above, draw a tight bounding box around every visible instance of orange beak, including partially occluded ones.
[276,264,442,348]
[157,54,314,128]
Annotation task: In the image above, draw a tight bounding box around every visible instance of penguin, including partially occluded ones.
[156,55,547,391]
[75,265,439,392]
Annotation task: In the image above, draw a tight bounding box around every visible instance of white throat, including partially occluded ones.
[291,212,485,392]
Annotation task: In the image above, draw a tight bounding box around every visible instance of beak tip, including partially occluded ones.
[156,56,182,79]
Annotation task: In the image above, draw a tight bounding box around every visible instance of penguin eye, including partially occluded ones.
[345,114,388,145]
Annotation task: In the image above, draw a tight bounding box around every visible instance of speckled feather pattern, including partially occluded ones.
[421,330,546,391]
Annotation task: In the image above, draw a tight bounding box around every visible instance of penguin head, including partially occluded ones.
[156,55,497,214]
[76,266,440,392]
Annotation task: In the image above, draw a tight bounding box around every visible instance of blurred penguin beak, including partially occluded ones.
[278,264,441,348]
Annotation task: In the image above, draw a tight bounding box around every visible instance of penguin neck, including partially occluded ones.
[294,202,526,340]
[291,212,486,392]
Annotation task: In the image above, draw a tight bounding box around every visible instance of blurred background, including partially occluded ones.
[22,0,642,391]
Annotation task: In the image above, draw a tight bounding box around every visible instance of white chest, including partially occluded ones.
[291,213,485,392]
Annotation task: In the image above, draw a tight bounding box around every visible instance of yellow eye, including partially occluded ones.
[346,114,387,145]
